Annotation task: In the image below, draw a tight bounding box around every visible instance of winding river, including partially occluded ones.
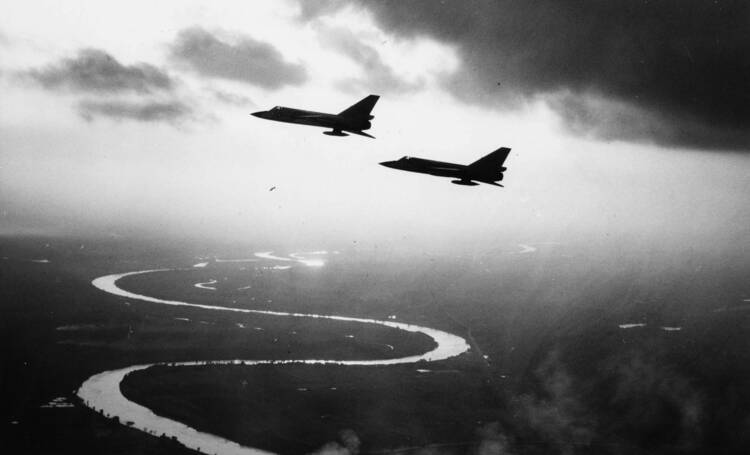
[77,254,471,455]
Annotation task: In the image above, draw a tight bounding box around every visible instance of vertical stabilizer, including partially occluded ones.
[468,147,511,171]
[338,95,380,120]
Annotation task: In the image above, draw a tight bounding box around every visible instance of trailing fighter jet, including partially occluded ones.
[251,95,379,138]
[380,147,512,186]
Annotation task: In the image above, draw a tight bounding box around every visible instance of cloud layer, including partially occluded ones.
[317,25,421,94]
[170,27,307,89]
[24,48,195,124]
[78,100,192,123]
[27,48,174,94]
[302,1,750,151]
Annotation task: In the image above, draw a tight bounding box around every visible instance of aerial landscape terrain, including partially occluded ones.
[3,233,749,454]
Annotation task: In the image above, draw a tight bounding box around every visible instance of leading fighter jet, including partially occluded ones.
[251,95,379,138]
[380,147,512,186]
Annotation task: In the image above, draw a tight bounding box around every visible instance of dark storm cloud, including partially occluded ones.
[78,99,192,123]
[27,48,174,93]
[170,27,307,89]
[301,1,750,151]
[318,25,422,94]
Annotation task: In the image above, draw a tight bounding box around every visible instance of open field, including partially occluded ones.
[2,234,750,454]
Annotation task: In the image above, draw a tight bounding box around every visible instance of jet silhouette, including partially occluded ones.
[380,147,512,186]
[252,95,379,138]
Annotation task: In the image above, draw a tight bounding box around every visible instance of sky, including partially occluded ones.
[1,0,748,252]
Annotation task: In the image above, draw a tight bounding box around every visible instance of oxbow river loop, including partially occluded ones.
[77,255,471,455]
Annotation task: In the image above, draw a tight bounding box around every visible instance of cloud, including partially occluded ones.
[170,26,307,89]
[209,88,254,107]
[310,429,360,455]
[474,422,515,455]
[21,49,205,125]
[301,1,750,151]
[317,25,422,94]
[78,99,192,123]
[516,351,596,453]
[548,91,750,151]
[26,48,174,93]
[504,346,711,453]
[606,350,705,451]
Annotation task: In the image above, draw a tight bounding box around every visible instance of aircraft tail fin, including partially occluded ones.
[339,95,380,120]
[468,147,511,172]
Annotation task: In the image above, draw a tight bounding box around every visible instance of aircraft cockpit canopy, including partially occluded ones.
[399,156,411,161]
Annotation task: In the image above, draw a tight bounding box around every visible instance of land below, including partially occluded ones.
[2,234,749,454]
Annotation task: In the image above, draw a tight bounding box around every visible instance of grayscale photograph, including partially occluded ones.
[1,1,749,454]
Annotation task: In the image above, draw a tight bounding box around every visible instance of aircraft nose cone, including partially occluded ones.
[251,111,266,118]
[379,161,396,168]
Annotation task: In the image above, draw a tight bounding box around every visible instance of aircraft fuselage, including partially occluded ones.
[382,157,467,178]
[380,148,510,187]
[252,107,371,133]
[252,95,379,138]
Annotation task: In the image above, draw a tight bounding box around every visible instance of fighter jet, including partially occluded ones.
[380,147,512,186]
[251,95,379,138]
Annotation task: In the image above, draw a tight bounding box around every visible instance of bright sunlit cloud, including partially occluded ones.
[0,1,748,253]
